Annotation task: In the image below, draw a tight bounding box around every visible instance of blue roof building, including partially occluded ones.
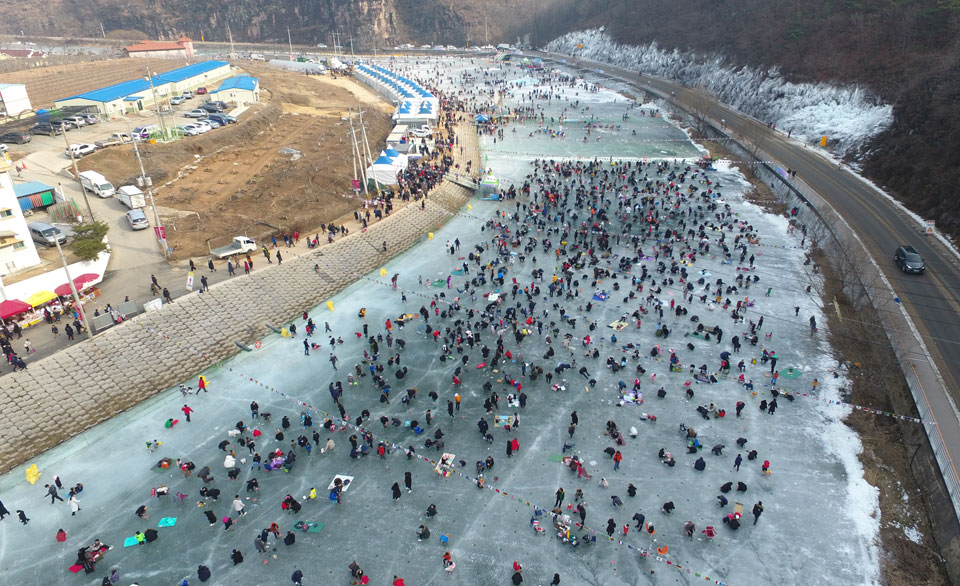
[209,76,261,104]
[54,61,232,118]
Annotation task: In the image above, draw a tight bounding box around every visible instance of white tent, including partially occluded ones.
[366,155,402,185]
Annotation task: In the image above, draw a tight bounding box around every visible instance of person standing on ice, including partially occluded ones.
[392,482,402,501]
[752,501,764,524]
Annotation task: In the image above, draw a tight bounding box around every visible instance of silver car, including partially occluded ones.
[125,209,149,230]
[62,116,87,129]
[28,222,67,246]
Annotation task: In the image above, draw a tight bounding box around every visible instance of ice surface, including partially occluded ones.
[0,58,879,586]
[546,29,893,156]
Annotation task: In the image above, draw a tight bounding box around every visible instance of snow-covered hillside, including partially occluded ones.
[546,29,893,156]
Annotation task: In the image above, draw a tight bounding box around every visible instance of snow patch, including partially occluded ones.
[546,29,893,156]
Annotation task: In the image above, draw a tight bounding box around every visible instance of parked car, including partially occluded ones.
[65,143,97,158]
[30,122,62,136]
[200,102,223,113]
[0,131,31,144]
[207,113,237,125]
[62,116,87,129]
[125,209,149,230]
[171,96,185,105]
[894,245,925,274]
[205,119,223,129]
[179,124,202,136]
[28,222,66,247]
[184,109,208,118]
[80,114,99,125]
[196,87,208,95]
[50,120,72,132]
[409,125,433,138]
[181,90,194,99]
[194,120,212,133]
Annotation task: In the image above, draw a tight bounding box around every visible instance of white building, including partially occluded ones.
[0,83,32,119]
[0,155,42,275]
[209,76,260,105]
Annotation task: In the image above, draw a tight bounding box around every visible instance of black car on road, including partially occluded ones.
[895,245,925,274]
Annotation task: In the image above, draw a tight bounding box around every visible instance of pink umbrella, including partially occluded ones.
[73,273,100,287]
[55,276,97,297]
[0,299,32,320]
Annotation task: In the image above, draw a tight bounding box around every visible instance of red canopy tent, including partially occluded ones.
[0,299,32,320]
[54,273,100,297]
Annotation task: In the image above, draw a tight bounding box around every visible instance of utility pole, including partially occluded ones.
[349,118,368,195]
[100,22,106,38]
[61,130,95,222]
[131,139,168,258]
[287,26,294,61]
[357,108,381,193]
[53,228,93,340]
[146,70,167,139]
[227,24,237,59]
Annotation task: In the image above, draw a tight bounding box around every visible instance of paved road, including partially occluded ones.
[536,50,960,491]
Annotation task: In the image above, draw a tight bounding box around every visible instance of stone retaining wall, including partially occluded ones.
[0,180,474,473]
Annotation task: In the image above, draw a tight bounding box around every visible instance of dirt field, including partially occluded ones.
[78,64,395,259]
[0,58,179,110]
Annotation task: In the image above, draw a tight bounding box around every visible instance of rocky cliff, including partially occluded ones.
[0,0,551,47]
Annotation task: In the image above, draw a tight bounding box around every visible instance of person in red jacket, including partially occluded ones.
[181,404,194,423]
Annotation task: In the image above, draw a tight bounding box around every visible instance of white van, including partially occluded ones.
[78,170,115,198]
[132,125,160,140]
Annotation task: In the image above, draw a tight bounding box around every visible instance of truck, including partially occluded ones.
[94,133,132,149]
[116,185,146,209]
[210,236,257,259]
[78,170,115,198]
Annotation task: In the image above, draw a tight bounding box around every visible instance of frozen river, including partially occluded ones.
[0,58,879,586]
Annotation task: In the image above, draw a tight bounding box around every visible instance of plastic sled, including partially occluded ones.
[294,521,324,533]
[68,564,83,573]
[157,517,177,527]
[123,536,140,548]
[327,474,354,492]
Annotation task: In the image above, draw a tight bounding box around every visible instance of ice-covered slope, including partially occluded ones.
[546,29,893,156]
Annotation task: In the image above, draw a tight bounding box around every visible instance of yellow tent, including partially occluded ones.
[26,290,57,307]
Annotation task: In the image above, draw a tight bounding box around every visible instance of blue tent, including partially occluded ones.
[475,114,490,122]
[373,155,396,165]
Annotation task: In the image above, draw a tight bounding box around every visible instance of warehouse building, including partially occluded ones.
[209,76,260,105]
[53,61,232,119]
[13,181,58,212]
